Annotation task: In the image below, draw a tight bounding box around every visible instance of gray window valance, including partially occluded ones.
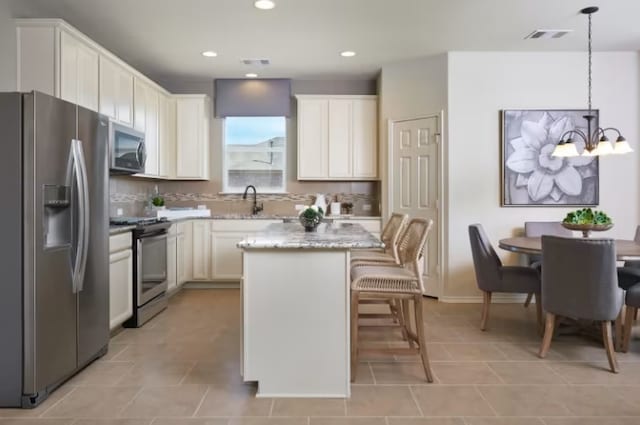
[215,79,291,117]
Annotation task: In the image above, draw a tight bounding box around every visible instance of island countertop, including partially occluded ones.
[237,222,384,249]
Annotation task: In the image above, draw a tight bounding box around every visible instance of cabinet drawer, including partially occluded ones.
[109,232,133,254]
[168,223,177,236]
[177,221,191,234]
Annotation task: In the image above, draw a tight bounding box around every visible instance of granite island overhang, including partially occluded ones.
[237,222,384,398]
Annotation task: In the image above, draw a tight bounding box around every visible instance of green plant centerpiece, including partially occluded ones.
[299,205,323,232]
[562,207,613,237]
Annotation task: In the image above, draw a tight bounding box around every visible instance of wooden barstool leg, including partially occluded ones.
[414,294,433,383]
[401,299,414,347]
[350,291,359,382]
[623,306,637,353]
[480,291,492,331]
[602,321,619,373]
[539,312,556,358]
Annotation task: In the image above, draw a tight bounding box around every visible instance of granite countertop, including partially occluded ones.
[237,222,385,250]
[167,214,381,222]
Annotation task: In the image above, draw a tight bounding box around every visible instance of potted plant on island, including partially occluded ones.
[299,205,323,232]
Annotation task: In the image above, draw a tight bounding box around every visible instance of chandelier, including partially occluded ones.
[552,7,632,157]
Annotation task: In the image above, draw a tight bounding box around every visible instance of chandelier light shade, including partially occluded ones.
[552,7,632,158]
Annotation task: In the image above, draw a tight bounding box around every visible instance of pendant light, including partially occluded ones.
[552,7,632,158]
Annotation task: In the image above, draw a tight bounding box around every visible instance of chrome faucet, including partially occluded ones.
[242,185,263,215]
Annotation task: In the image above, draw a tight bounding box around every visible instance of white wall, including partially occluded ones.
[0,1,16,90]
[446,51,640,300]
[378,54,448,219]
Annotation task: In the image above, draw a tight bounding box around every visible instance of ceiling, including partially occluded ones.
[8,0,640,81]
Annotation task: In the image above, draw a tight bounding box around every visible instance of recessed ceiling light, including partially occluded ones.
[340,51,356,57]
[245,73,258,78]
[254,0,275,10]
[201,51,218,57]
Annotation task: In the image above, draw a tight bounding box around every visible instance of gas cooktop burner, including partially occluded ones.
[110,216,168,226]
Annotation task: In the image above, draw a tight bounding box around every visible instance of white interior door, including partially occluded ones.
[391,116,441,297]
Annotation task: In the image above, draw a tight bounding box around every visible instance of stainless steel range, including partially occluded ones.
[110,217,171,327]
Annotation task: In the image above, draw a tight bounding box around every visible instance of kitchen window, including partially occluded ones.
[223,116,287,193]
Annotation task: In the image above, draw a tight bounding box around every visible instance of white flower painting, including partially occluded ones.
[501,110,599,206]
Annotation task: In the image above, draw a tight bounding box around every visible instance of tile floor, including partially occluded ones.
[2,289,640,425]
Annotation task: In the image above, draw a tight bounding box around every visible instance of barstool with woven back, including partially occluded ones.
[350,218,434,382]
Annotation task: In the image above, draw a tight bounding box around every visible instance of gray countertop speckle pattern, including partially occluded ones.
[237,222,384,250]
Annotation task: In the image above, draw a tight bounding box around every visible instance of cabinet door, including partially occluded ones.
[159,95,176,178]
[109,249,133,330]
[210,231,246,280]
[297,99,328,179]
[328,99,353,178]
[167,235,177,292]
[144,87,159,176]
[99,56,133,125]
[175,97,207,179]
[60,31,98,111]
[133,79,147,132]
[352,99,378,178]
[191,220,211,280]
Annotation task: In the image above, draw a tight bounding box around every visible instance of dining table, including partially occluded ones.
[499,237,640,261]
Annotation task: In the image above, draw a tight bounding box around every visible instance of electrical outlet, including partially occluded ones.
[362,204,372,211]
[116,208,124,216]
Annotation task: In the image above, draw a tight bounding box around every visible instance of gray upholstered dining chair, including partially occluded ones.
[621,283,640,353]
[538,236,623,373]
[617,225,640,290]
[468,224,542,331]
[522,221,573,307]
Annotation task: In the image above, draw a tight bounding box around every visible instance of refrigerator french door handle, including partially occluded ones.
[65,140,84,293]
[74,139,90,292]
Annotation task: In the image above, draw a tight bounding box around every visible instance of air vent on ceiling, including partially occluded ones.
[242,59,270,66]
[525,29,573,39]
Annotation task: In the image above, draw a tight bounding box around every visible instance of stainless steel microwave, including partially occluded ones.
[109,122,146,174]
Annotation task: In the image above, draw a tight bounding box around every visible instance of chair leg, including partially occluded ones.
[602,321,619,373]
[539,313,556,358]
[413,294,434,383]
[350,291,359,382]
[534,293,543,336]
[615,306,624,352]
[480,291,491,331]
[401,299,414,347]
[623,306,637,353]
[524,293,533,308]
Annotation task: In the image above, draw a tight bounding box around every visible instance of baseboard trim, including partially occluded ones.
[439,293,530,304]
[183,281,240,289]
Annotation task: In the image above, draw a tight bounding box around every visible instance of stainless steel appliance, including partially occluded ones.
[0,91,109,408]
[109,122,146,174]
[111,217,170,327]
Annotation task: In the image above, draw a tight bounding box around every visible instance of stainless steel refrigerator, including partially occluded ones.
[0,91,110,408]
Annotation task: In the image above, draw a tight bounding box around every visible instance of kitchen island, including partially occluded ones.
[238,222,383,398]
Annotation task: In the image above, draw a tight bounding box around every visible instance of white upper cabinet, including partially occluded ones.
[17,22,99,112]
[297,95,378,180]
[175,95,211,180]
[158,94,176,179]
[297,98,329,179]
[99,55,134,125]
[59,31,99,111]
[134,78,160,176]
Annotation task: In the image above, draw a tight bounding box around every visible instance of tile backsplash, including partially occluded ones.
[110,176,380,217]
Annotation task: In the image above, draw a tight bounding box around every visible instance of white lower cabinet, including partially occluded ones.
[109,232,133,330]
[167,225,178,293]
[177,221,193,285]
[191,220,211,280]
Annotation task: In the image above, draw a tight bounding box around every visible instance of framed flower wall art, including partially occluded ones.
[501,109,599,207]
